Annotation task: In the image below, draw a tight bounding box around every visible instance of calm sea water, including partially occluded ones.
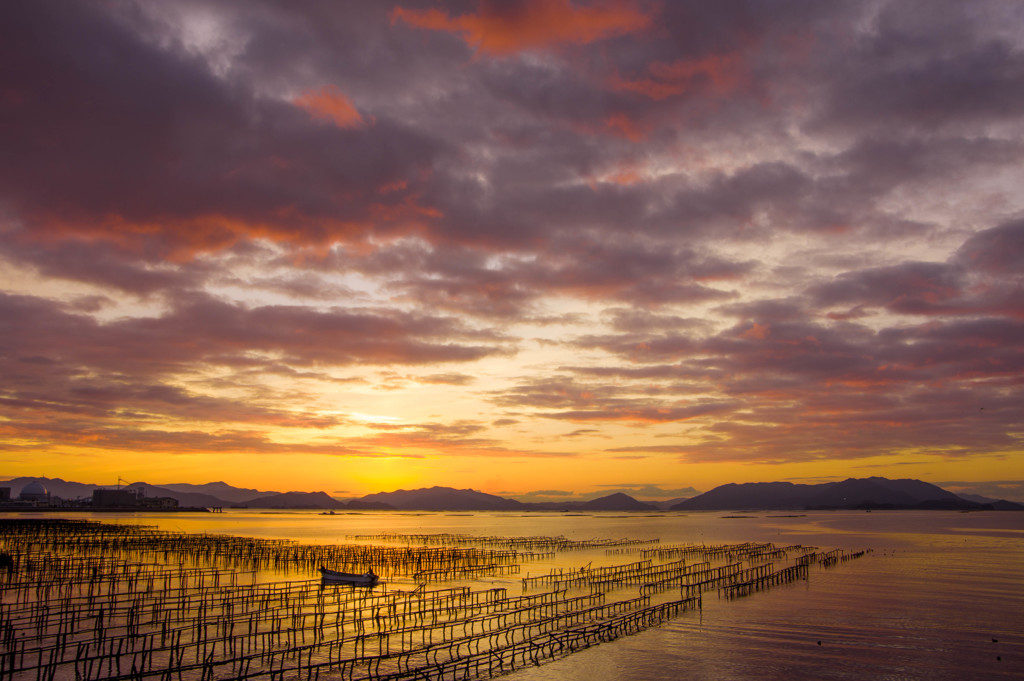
[42,509,1024,681]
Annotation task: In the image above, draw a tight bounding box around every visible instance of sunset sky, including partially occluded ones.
[2,0,1023,502]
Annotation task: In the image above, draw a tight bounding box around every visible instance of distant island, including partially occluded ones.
[669,477,1023,511]
[1,476,1021,512]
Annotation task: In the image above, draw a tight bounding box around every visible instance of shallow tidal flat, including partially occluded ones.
[0,517,863,680]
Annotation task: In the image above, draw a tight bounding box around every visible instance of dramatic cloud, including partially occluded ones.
[2,0,1022,494]
[294,86,366,129]
[391,0,653,55]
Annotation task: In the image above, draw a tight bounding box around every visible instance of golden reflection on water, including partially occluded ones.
[503,510,1024,681]
[17,509,1022,680]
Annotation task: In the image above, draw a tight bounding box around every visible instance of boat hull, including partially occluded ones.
[318,567,378,586]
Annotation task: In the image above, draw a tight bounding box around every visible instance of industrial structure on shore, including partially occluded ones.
[0,480,181,511]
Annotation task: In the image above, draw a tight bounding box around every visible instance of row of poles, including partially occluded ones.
[1,519,865,681]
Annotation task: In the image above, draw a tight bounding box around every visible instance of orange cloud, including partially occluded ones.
[293,85,364,128]
[606,168,643,185]
[740,322,771,340]
[604,112,650,141]
[391,0,653,55]
[369,192,443,223]
[29,210,372,262]
[611,52,748,100]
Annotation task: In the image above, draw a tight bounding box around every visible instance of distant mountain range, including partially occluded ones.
[2,476,1021,512]
[359,486,525,511]
[160,481,277,505]
[670,477,1024,511]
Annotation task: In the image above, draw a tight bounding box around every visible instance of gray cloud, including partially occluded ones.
[2,0,1023,478]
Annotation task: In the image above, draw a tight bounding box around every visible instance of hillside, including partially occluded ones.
[671,477,1017,511]
[124,482,228,509]
[159,481,278,504]
[577,493,658,511]
[5,476,1021,511]
[243,491,346,509]
[358,487,526,511]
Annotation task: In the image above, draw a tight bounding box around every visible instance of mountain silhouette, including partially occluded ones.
[159,481,278,504]
[577,493,658,511]
[244,491,346,509]
[3,476,1020,511]
[670,477,1014,510]
[358,486,525,511]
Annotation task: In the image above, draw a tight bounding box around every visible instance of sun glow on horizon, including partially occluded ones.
[2,1,1022,503]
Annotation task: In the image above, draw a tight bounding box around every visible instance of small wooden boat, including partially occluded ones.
[318,567,378,586]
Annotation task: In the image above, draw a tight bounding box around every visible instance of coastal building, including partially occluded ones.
[141,496,179,510]
[91,488,179,510]
[92,488,139,508]
[19,481,50,505]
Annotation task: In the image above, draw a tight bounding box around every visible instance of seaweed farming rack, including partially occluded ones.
[0,518,866,681]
